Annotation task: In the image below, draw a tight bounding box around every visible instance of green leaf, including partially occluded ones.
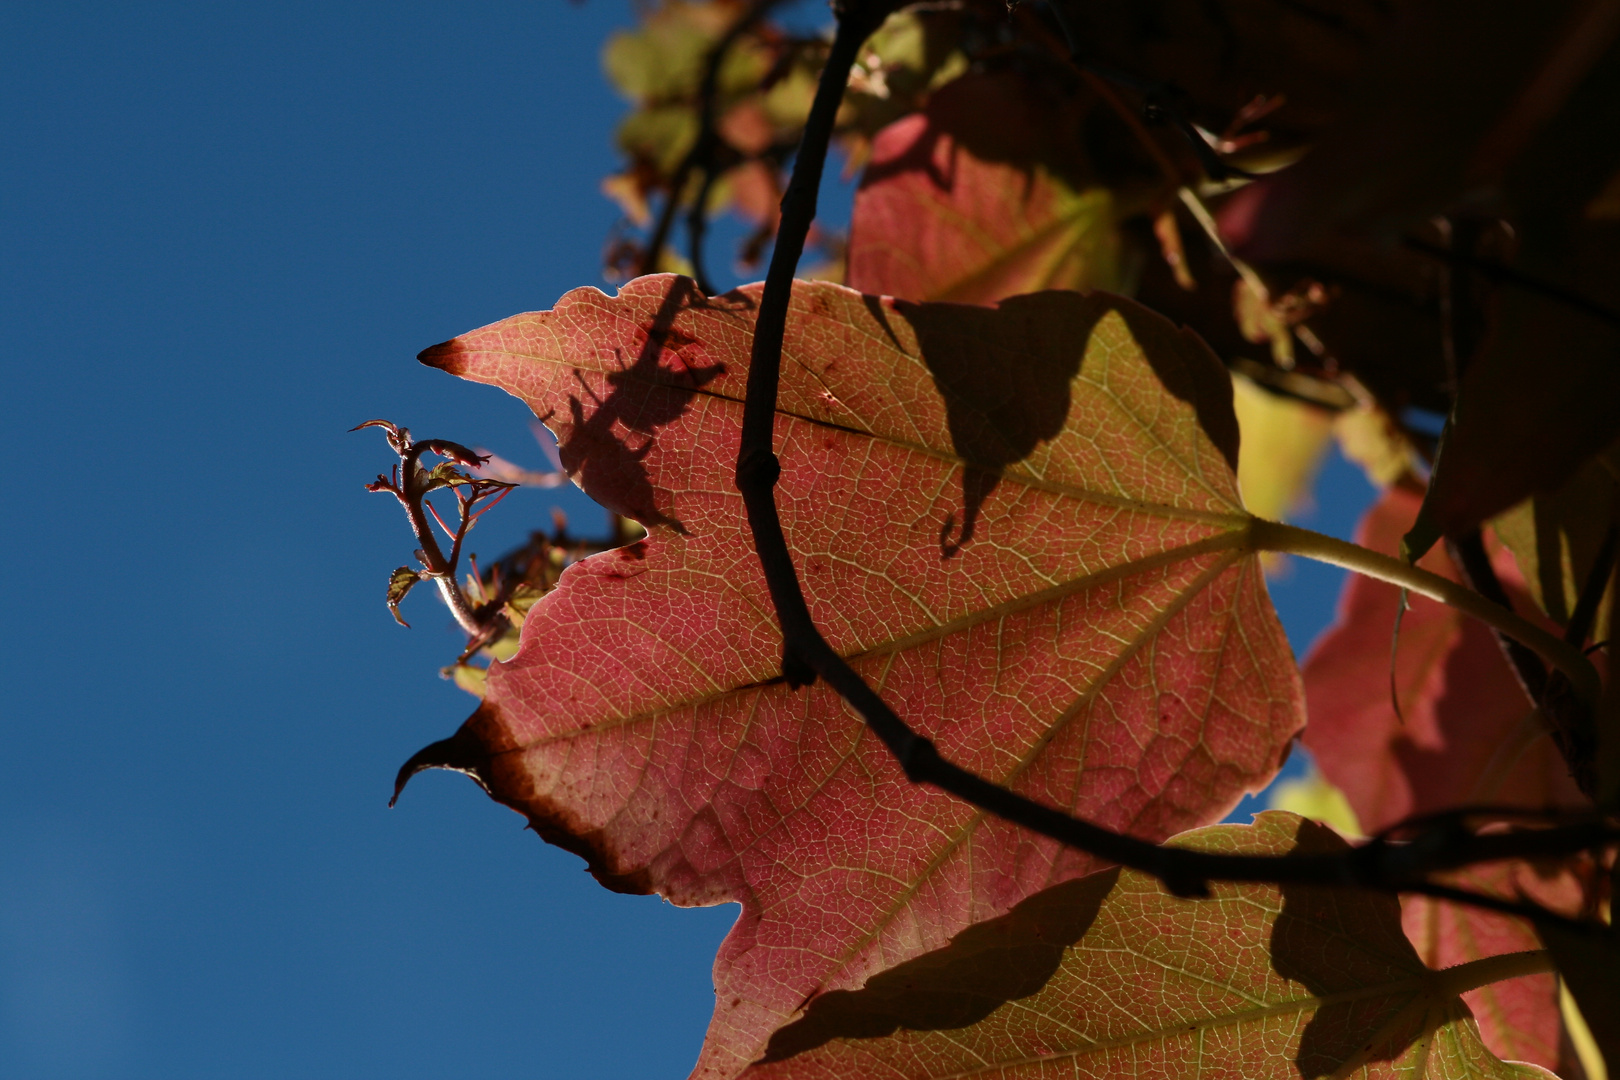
[1493,441,1620,637]
[749,812,1554,1080]
[387,565,425,627]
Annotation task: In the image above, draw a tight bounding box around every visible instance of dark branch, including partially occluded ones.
[685,164,722,297]
[728,0,1617,918]
[1406,235,1620,330]
[1039,1,1259,183]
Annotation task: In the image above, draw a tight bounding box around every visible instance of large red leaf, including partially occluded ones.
[1302,485,1582,827]
[1302,484,1586,1071]
[845,70,1119,304]
[413,274,1302,1079]
[747,812,1554,1080]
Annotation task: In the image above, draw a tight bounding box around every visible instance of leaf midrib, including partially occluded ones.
[492,529,1251,749]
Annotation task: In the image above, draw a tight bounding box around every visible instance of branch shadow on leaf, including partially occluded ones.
[758,866,1121,1064]
[552,276,727,535]
[898,291,1239,557]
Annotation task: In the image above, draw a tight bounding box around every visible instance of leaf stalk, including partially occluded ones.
[1250,519,1602,705]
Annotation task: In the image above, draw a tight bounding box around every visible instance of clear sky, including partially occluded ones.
[0,3,1373,1077]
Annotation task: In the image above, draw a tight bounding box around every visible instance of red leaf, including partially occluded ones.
[1302,484,1588,1070]
[846,70,1119,304]
[1302,485,1583,828]
[413,275,1302,1079]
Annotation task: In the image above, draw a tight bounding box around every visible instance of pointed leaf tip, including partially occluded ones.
[417,339,462,371]
[424,275,1301,1076]
[389,724,493,808]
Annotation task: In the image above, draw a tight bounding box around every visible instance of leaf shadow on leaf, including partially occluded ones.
[895,291,1239,556]
[856,69,1088,202]
[1271,820,1432,1079]
[758,867,1122,1064]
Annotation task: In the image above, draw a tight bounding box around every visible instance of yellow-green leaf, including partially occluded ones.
[749,812,1553,1080]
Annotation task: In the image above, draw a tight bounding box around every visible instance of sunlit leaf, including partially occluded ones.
[1493,441,1620,639]
[746,812,1553,1080]
[602,0,764,105]
[846,70,1120,305]
[410,274,1301,1079]
[1232,373,1333,523]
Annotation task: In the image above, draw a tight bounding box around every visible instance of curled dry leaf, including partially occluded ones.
[407,274,1302,1079]
[746,812,1555,1080]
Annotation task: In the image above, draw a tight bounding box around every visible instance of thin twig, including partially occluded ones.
[1405,236,1620,329]
[639,0,785,286]
[1040,1,1258,183]
[728,0,1616,914]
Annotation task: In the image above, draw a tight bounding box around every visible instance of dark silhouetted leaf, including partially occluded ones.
[387,566,425,628]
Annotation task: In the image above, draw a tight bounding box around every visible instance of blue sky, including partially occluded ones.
[0,3,1372,1077]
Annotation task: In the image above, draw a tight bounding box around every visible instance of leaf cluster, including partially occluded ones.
[362,2,1620,1078]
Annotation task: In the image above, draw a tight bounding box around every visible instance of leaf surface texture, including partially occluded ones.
[417,274,1302,1079]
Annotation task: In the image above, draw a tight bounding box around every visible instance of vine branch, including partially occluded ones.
[728,0,1616,920]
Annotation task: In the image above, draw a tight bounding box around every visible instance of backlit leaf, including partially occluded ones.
[1302,485,1587,1069]
[1302,485,1583,832]
[412,274,1302,1079]
[1232,373,1334,523]
[746,812,1553,1080]
[1405,859,1585,1074]
[845,70,1120,305]
[1493,442,1620,639]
